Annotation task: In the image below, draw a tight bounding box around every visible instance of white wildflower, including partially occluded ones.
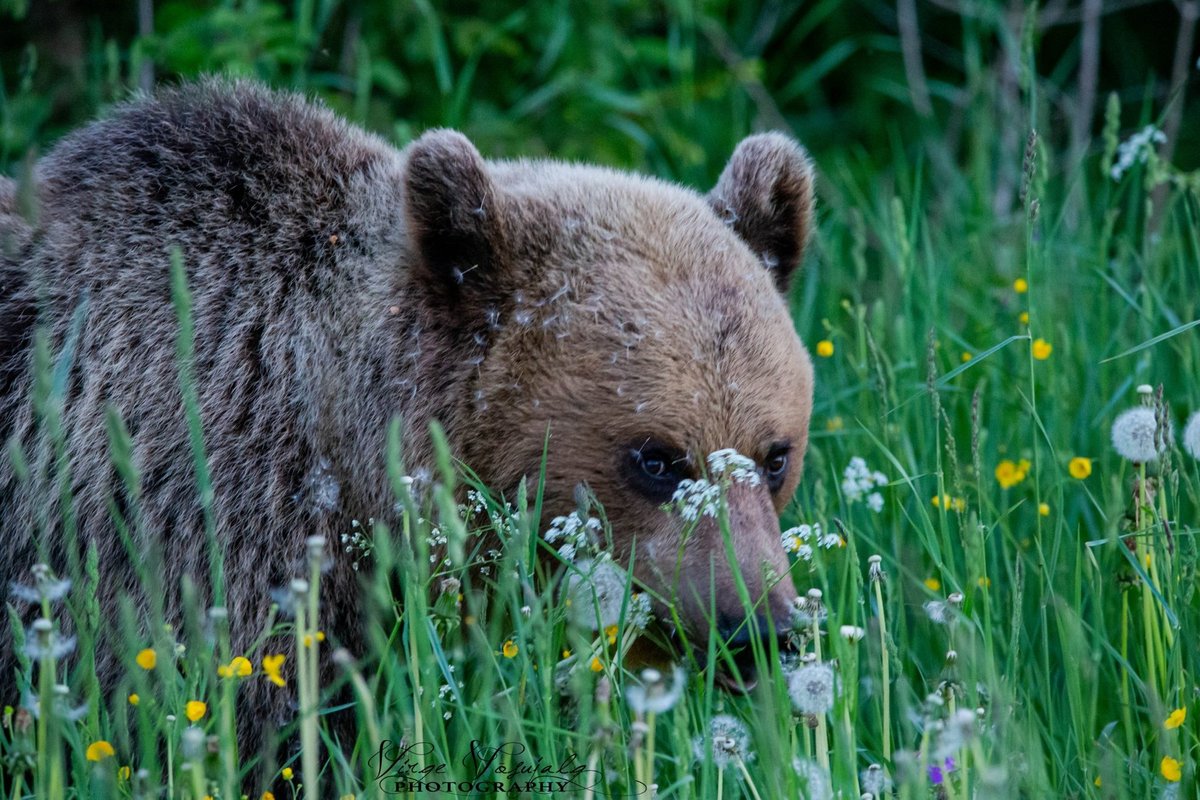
[781,523,841,561]
[1183,411,1200,459]
[625,666,685,715]
[667,478,722,521]
[692,714,753,768]
[1110,125,1166,181]
[934,708,979,760]
[1111,406,1171,463]
[707,448,761,486]
[544,512,602,561]
[841,457,888,512]
[839,625,866,642]
[860,763,890,797]
[788,662,836,714]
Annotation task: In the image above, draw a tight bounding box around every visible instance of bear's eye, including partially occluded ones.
[622,442,689,504]
[764,444,791,493]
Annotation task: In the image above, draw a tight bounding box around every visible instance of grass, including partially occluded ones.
[2,3,1200,799]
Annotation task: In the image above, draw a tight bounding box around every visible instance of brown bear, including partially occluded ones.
[0,79,814,766]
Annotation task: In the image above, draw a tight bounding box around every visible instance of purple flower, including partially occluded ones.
[928,764,943,785]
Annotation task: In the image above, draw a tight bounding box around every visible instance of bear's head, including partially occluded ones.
[403,130,815,684]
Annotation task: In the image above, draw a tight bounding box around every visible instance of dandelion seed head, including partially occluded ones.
[625,666,685,715]
[788,662,836,714]
[792,759,832,800]
[563,557,630,629]
[692,714,752,768]
[1111,407,1170,463]
[1183,411,1200,459]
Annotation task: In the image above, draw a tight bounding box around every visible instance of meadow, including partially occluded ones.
[1,2,1199,798]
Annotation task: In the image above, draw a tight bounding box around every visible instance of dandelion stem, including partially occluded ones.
[735,757,764,800]
[873,576,892,765]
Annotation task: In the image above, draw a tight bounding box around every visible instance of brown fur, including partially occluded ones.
[0,80,816,779]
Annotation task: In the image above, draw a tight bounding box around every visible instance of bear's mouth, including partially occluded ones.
[713,649,760,693]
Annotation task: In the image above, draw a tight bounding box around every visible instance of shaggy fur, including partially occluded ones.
[0,79,816,777]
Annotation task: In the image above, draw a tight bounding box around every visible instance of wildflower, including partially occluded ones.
[780,523,840,561]
[118,765,131,780]
[1165,707,1187,729]
[961,352,972,362]
[589,657,603,673]
[1013,278,1028,293]
[667,478,721,520]
[1110,125,1166,181]
[86,740,115,761]
[994,458,1030,489]
[793,759,832,799]
[825,416,844,431]
[924,577,941,592]
[625,666,686,715]
[1160,756,1182,782]
[185,701,207,722]
[977,576,991,588]
[262,654,286,687]
[1111,407,1171,463]
[924,593,963,625]
[502,640,519,659]
[302,631,326,648]
[23,624,75,660]
[227,656,253,678]
[128,693,139,706]
[788,662,836,714]
[867,554,885,582]
[135,648,157,670]
[935,708,979,759]
[262,793,277,800]
[816,340,834,358]
[605,625,618,645]
[1069,457,1092,479]
[931,494,966,512]
[1185,412,1200,459]
[9,566,71,605]
[1038,502,1049,516]
[1019,311,1030,324]
[839,625,866,642]
[544,511,602,562]
[282,767,294,781]
[707,449,760,486]
[1031,338,1052,360]
[692,714,753,768]
[841,457,888,511]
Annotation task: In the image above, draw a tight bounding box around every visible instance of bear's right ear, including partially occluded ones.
[403,129,505,303]
[707,133,815,294]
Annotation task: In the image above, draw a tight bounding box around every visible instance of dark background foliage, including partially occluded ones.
[2,0,1196,194]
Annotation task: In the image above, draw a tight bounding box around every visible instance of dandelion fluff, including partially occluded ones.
[788,662,836,714]
[563,558,629,629]
[691,714,753,768]
[625,666,685,715]
[792,758,832,800]
[1184,411,1200,459]
[1111,407,1170,463]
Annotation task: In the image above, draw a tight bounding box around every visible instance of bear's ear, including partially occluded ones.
[707,133,815,294]
[403,129,504,303]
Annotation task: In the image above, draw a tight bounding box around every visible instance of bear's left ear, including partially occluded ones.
[707,133,815,294]
[403,129,506,304]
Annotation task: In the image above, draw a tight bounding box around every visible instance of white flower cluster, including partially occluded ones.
[667,478,722,521]
[841,456,888,512]
[706,448,761,487]
[340,519,375,572]
[780,523,842,561]
[1110,125,1166,181]
[543,511,602,562]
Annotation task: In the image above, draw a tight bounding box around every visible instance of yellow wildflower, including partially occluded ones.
[1160,756,1182,782]
[118,765,131,780]
[1031,338,1052,360]
[994,459,1030,489]
[128,693,140,706]
[302,631,326,648]
[1165,708,1186,729]
[590,657,603,673]
[1038,503,1050,517]
[825,416,844,432]
[502,640,519,659]
[282,767,294,781]
[605,625,618,645]
[977,576,991,589]
[961,352,972,362]
[561,649,571,659]
[135,648,157,670]
[1019,311,1029,324]
[924,578,941,592]
[1013,278,1028,293]
[262,793,276,800]
[185,701,207,722]
[816,340,834,358]
[262,654,286,687]
[86,740,115,761]
[1068,457,1092,479]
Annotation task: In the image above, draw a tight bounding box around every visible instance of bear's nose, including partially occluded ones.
[717,612,795,651]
